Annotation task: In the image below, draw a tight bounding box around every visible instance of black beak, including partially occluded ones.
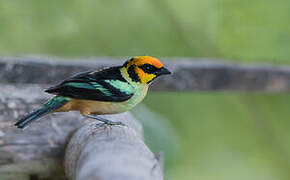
[155,67,171,76]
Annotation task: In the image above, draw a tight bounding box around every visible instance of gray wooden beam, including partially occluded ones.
[0,84,162,180]
[1,56,290,92]
[0,84,81,179]
[65,114,163,180]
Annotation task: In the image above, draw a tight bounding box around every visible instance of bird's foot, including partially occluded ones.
[85,115,125,127]
[104,120,125,126]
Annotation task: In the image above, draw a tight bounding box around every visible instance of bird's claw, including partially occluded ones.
[107,121,125,126]
[95,121,126,129]
[86,115,126,127]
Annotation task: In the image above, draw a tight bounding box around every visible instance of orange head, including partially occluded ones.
[122,56,171,84]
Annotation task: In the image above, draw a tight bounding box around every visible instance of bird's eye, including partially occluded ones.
[139,64,157,74]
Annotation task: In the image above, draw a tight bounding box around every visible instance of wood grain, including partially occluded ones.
[65,113,163,180]
[0,84,162,180]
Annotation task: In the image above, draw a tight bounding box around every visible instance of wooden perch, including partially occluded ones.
[65,114,163,180]
[0,84,81,179]
[2,56,290,91]
[0,84,162,180]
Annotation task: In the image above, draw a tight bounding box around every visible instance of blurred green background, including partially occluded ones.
[1,0,290,179]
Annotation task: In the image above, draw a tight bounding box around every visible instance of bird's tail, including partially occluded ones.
[15,96,70,129]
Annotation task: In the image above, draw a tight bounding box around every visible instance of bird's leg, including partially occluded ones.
[85,114,125,126]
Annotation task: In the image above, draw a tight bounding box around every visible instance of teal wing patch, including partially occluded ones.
[45,68,135,102]
[104,80,135,95]
[65,82,113,96]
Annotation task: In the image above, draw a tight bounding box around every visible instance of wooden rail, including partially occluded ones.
[1,56,290,179]
[65,115,163,180]
[1,56,290,91]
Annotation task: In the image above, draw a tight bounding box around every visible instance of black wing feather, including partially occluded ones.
[45,66,134,102]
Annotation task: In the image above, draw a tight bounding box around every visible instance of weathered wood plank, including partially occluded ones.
[0,84,82,179]
[65,114,163,180]
[0,84,160,180]
[1,56,290,92]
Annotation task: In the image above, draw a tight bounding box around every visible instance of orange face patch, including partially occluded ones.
[134,67,156,84]
[126,56,163,69]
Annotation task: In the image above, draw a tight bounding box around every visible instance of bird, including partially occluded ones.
[15,56,171,129]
